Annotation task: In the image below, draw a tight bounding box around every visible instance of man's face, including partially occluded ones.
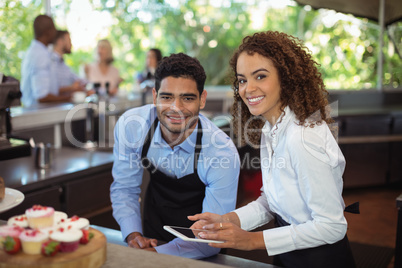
[62,33,72,54]
[153,76,207,138]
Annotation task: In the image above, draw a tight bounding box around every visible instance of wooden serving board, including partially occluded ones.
[0,228,106,268]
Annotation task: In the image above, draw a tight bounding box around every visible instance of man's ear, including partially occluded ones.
[199,90,207,109]
[152,88,157,105]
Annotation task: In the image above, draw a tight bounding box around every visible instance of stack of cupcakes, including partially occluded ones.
[2,204,92,256]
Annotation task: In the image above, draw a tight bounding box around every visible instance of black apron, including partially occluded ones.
[273,214,356,268]
[141,118,205,242]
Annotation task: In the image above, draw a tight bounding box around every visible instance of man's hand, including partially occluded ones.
[70,81,86,92]
[126,232,158,249]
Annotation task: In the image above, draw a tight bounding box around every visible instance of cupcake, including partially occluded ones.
[26,205,55,229]
[19,229,49,255]
[0,225,24,250]
[50,227,83,252]
[7,214,29,228]
[54,211,68,225]
[38,211,68,235]
[60,215,89,230]
[39,225,59,236]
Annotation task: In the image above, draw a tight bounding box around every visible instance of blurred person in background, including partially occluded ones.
[136,48,163,88]
[51,30,86,98]
[136,48,162,104]
[21,14,64,107]
[85,39,123,96]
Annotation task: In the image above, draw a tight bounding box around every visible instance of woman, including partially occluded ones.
[189,31,356,268]
[136,48,162,86]
[85,39,122,96]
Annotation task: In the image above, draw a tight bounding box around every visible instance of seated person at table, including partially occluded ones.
[21,14,63,107]
[110,53,240,259]
[51,30,86,97]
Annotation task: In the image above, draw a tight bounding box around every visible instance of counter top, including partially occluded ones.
[91,225,277,268]
[104,243,278,268]
[0,147,114,192]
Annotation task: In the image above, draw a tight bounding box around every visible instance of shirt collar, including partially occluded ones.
[52,51,63,60]
[51,51,63,62]
[153,120,199,154]
[262,106,295,138]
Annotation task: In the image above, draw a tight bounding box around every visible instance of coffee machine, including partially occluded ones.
[0,75,31,160]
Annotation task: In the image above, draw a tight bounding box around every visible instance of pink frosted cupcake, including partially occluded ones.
[0,225,24,250]
[19,229,49,255]
[26,205,55,229]
[7,214,29,228]
[60,215,89,230]
[38,211,68,235]
[50,227,83,252]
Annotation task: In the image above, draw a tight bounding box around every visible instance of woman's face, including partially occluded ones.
[236,52,282,124]
[146,50,158,69]
[97,44,109,61]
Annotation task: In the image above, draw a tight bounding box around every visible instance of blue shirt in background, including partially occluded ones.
[51,52,81,88]
[21,40,58,107]
[111,104,240,259]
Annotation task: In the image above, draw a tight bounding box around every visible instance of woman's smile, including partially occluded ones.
[246,95,265,105]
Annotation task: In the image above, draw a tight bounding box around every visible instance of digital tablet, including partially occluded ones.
[163,225,225,243]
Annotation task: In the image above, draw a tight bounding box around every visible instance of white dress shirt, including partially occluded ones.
[235,106,347,256]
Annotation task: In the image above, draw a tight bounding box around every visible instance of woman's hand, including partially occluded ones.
[199,222,265,251]
[188,212,223,230]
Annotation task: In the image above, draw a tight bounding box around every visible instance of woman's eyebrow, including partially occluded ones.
[237,68,269,77]
[251,68,269,75]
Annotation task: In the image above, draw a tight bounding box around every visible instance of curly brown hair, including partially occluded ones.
[230,31,333,147]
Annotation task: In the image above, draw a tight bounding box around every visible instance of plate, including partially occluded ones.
[0,188,24,213]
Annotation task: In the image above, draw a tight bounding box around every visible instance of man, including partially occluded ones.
[110,53,240,259]
[21,15,67,107]
[51,30,86,95]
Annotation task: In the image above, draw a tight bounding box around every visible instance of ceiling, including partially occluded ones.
[294,0,402,26]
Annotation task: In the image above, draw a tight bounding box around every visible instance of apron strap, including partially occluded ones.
[141,118,159,159]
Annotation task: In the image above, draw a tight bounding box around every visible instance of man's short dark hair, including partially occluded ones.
[33,14,55,39]
[154,53,206,95]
